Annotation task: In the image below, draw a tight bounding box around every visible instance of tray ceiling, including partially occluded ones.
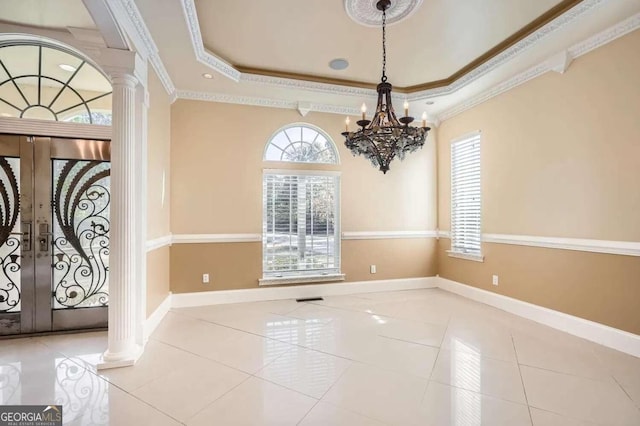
[196,0,570,89]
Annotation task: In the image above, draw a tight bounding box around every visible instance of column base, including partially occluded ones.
[97,344,143,370]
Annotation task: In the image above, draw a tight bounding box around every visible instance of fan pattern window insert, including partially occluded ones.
[264,125,338,164]
[0,43,112,125]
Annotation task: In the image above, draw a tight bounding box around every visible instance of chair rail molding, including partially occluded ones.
[172,234,262,244]
[342,231,439,240]
[438,231,640,257]
[146,235,173,252]
[167,231,441,244]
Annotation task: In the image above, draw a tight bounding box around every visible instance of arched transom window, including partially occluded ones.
[264,124,338,164]
[0,42,112,125]
[261,124,343,285]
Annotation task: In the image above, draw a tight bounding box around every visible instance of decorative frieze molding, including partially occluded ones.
[438,231,640,257]
[176,90,361,116]
[439,11,640,121]
[411,0,606,101]
[179,0,241,82]
[342,231,439,240]
[239,74,376,99]
[106,0,176,98]
[177,0,607,104]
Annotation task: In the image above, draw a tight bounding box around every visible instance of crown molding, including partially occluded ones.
[240,73,376,98]
[179,0,241,82]
[178,0,603,101]
[176,90,361,116]
[439,12,640,121]
[108,0,176,100]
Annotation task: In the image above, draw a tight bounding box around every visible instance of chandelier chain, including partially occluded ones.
[381,6,387,82]
[342,0,430,174]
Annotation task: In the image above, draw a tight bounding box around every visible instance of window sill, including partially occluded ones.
[259,273,346,286]
[447,251,484,262]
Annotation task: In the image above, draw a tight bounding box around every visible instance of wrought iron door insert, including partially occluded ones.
[0,135,110,336]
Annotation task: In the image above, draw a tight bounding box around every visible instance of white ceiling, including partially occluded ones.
[0,0,96,30]
[134,0,640,118]
[195,0,562,87]
[1,0,639,121]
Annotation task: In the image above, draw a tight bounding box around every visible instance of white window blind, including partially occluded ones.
[263,171,340,277]
[451,133,481,255]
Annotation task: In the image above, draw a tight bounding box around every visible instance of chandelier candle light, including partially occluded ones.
[342,0,430,173]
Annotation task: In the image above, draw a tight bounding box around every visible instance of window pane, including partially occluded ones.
[451,134,481,255]
[263,125,338,164]
[0,44,112,124]
[263,173,339,277]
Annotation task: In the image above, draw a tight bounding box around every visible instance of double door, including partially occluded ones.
[0,134,111,335]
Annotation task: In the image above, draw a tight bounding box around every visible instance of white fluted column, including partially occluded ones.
[99,72,142,368]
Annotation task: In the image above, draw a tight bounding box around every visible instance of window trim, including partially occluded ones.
[262,122,341,165]
[261,169,342,285]
[450,130,483,261]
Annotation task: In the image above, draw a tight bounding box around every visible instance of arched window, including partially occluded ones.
[0,42,112,125]
[263,124,338,164]
[261,124,343,285]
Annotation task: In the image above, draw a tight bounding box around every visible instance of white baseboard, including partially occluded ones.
[171,277,438,309]
[143,293,172,341]
[145,276,639,358]
[436,277,640,358]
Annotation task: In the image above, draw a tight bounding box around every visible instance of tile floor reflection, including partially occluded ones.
[1,288,639,425]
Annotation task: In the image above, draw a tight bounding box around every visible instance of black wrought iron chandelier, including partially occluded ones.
[342,0,430,174]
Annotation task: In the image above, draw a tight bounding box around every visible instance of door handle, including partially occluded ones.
[10,222,32,251]
[38,223,52,252]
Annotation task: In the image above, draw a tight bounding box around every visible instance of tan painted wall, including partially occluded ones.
[437,30,640,334]
[170,239,437,293]
[147,246,170,316]
[169,101,437,292]
[438,240,640,334]
[146,68,171,316]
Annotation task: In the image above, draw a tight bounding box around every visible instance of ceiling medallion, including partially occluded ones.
[342,0,430,174]
[344,0,423,27]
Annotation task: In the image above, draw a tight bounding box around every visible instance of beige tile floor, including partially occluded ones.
[1,288,639,425]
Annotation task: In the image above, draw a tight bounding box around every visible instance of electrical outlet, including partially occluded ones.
[492,275,499,286]
[370,265,377,274]
[202,273,210,284]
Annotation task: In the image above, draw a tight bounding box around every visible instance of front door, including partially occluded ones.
[0,134,110,335]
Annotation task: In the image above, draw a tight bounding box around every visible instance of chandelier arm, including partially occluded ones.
[342,0,429,174]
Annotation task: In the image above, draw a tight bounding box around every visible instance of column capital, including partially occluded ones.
[110,72,139,88]
[99,47,148,88]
